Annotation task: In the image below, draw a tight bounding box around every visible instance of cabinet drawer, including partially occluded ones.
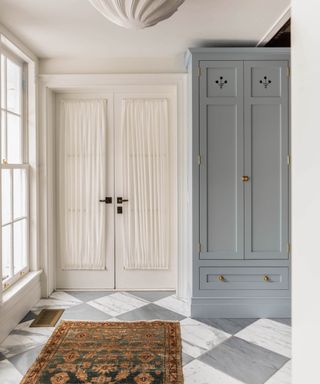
[199,267,289,290]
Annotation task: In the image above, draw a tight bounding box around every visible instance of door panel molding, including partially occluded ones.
[199,61,244,260]
[244,61,289,260]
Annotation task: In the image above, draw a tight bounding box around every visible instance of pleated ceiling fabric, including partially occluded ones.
[58,99,107,270]
[88,0,185,29]
[121,99,170,269]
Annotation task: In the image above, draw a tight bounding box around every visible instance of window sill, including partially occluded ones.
[2,270,42,305]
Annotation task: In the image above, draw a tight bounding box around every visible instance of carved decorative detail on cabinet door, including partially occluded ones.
[215,76,228,89]
[259,76,272,88]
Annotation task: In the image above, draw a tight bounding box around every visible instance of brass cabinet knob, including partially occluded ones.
[218,275,225,281]
[242,176,250,182]
[263,275,270,282]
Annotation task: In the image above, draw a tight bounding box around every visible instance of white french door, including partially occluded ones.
[115,93,176,289]
[56,90,176,290]
[56,94,115,289]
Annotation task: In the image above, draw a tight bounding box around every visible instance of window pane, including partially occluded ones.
[1,169,11,224]
[6,58,21,114]
[2,225,12,281]
[7,113,22,164]
[1,54,5,109]
[13,219,27,274]
[1,111,6,161]
[13,169,27,219]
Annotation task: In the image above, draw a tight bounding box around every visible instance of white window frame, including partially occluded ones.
[1,46,30,290]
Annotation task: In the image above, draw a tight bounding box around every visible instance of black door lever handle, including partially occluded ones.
[99,197,112,204]
[117,197,129,204]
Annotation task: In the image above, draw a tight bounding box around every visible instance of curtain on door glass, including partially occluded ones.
[122,99,170,269]
[59,100,107,269]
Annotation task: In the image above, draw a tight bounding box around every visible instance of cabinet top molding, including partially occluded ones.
[185,47,290,68]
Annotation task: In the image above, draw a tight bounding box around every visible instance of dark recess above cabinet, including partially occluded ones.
[266,19,291,47]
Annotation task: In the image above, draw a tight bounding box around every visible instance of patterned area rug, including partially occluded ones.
[21,320,183,384]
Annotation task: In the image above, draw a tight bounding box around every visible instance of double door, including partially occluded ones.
[55,91,176,290]
[199,60,289,260]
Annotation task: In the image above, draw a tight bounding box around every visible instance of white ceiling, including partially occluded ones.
[0,0,290,73]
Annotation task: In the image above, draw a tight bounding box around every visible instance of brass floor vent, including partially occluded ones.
[30,309,64,327]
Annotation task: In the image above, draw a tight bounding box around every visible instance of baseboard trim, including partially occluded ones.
[0,271,42,343]
[191,296,291,318]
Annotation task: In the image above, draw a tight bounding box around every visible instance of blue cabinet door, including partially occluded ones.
[244,61,289,259]
[199,61,244,260]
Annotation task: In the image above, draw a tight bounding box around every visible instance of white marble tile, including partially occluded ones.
[235,318,291,358]
[180,318,230,358]
[32,291,82,314]
[0,321,53,358]
[87,292,148,317]
[0,360,23,384]
[183,360,245,384]
[154,295,190,317]
[265,360,292,384]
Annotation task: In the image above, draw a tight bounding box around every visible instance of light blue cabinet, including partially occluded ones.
[244,61,289,260]
[199,61,244,260]
[186,48,290,318]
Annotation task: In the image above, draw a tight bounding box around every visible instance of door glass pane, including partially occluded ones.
[1,54,5,109]
[7,113,21,163]
[13,169,26,219]
[2,225,11,281]
[6,58,21,114]
[1,169,11,225]
[13,219,27,274]
[1,111,6,161]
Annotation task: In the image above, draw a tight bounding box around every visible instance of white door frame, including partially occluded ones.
[38,74,190,300]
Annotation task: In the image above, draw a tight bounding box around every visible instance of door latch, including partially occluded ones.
[117,197,129,204]
[99,197,112,204]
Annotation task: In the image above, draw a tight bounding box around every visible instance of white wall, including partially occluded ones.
[39,57,185,74]
[292,1,320,382]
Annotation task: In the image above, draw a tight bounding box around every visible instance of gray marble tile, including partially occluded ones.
[0,360,23,384]
[183,359,245,384]
[129,291,174,302]
[199,336,289,384]
[0,320,53,358]
[235,319,291,358]
[19,311,37,324]
[182,352,194,366]
[87,292,148,317]
[66,291,114,302]
[32,291,83,314]
[154,295,190,317]
[265,360,291,384]
[271,318,291,327]
[193,318,258,335]
[117,303,185,321]
[9,345,43,375]
[60,303,112,321]
[0,352,6,361]
[181,318,230,358]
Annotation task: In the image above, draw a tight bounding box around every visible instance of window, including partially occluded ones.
[1,48,29,290]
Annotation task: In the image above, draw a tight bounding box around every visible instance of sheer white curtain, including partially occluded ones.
[58,99,107,270]
[122,99,170,269]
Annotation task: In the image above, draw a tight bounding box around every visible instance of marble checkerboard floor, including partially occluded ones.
[0,291,291,384]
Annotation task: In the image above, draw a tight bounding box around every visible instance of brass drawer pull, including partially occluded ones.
[218,275,225,281]
[263,275,270,282]
[242,176,250,182]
